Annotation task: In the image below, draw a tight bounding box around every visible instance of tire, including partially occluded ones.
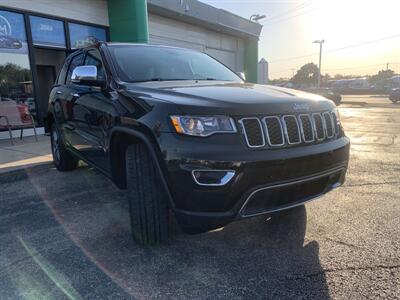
[125,143,169,245]
[50,123,78,171]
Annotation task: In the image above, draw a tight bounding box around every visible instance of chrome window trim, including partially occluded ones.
[323,111,335,138]
[238,166,346,218]
[298,114,315,143]
[312,113,326,141]
[281,115,301,145]
[262,116,285,147]
[238,117,266,148]
[192,169,236,186]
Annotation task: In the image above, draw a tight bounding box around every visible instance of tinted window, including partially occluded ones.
[30,16,66,48]
[66,53,84,84]
[0,10,36,123]
[68,23,106,49]
[108,46,241,83]
[84,50,105,81]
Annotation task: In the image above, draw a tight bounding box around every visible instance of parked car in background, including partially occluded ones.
[306,88,342,105]
[47,43,350,245]
[389,88,400,103]
[0,35,23,49]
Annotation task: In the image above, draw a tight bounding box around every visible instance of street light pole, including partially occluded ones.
[313,39,325,88]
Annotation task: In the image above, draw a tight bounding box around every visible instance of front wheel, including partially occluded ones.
[50,123,78,171]
[125,143,169,245]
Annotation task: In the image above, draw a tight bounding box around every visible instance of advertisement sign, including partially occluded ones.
[69,23,106,49]
[0,10,27,54]
[30,16,66,48]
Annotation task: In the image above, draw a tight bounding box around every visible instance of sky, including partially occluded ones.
[201,0,400,79]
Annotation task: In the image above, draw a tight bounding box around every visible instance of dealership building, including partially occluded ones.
[0,0,262,130]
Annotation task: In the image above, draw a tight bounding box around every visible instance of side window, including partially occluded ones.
[84,50,106,81]
[66,53,84,84]
[57,59,70,85]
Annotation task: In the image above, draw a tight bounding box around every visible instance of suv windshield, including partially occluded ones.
[108,45,241,83]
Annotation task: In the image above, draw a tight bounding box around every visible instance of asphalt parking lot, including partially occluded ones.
[0,95,399,299]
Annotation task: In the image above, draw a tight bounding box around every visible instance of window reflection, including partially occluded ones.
[0,10,36,125]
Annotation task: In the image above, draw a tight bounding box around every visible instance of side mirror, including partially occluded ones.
[237,72,246,81]
[71,65,104,87]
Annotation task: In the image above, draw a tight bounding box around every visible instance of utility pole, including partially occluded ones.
[386,63,389,71]
[313,39,325,88]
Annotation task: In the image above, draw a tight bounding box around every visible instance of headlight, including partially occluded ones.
[170,115,237,137]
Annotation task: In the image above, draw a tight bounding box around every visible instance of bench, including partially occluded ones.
[0,101,38,145]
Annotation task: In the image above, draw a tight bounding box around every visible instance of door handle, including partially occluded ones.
[56,91,62,95]
[71,93,80,98]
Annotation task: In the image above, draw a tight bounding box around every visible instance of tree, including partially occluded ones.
[291,63,319,85]
[369,69,395,85]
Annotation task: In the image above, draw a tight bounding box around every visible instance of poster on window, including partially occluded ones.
[0,10,28,54]
[69,23,106,49]
[30,16,66,48]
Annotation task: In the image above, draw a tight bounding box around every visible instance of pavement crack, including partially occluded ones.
[323,237,359,249]
[1,147,50,157]
[286,264,400,281]
[343,181,400,187]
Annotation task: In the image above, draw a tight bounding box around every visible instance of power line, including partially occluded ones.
[324,63,390,72]
[260,0,315,23]
[261,5,320,26]
[269,34,400,63]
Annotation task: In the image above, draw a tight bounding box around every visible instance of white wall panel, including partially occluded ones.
[148,13,244,72]
[0,0,109,26]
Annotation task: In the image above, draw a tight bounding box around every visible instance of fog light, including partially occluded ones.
[192,170,235,186]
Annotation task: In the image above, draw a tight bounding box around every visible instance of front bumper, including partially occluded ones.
[158,133,350,231]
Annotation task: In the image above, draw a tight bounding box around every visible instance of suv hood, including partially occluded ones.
[125,81,335,115]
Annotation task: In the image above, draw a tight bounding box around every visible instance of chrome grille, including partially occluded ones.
[239,110,339,149]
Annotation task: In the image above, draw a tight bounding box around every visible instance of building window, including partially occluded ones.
[68,23,106,49]
[29,16,66,48]
[0,10,36,123]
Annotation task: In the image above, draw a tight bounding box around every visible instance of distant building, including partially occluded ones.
[258,58,269,84]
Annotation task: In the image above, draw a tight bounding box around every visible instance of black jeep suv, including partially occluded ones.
[47,43,350,245]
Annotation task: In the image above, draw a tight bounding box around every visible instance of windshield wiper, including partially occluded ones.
[192,78,218,81]
[132,78,188,83]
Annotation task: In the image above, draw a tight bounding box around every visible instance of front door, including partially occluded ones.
[36,65,56,123]
[68,49,115,171]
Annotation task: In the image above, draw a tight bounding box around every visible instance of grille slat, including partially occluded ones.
[323,112,335,138]
[299,114,314,142]
[282,115,301,144]
[239,110,339,149]
[331,112,340,136]
[263,117,284,146]
[312,113,325,141]
[239,118,265,148]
